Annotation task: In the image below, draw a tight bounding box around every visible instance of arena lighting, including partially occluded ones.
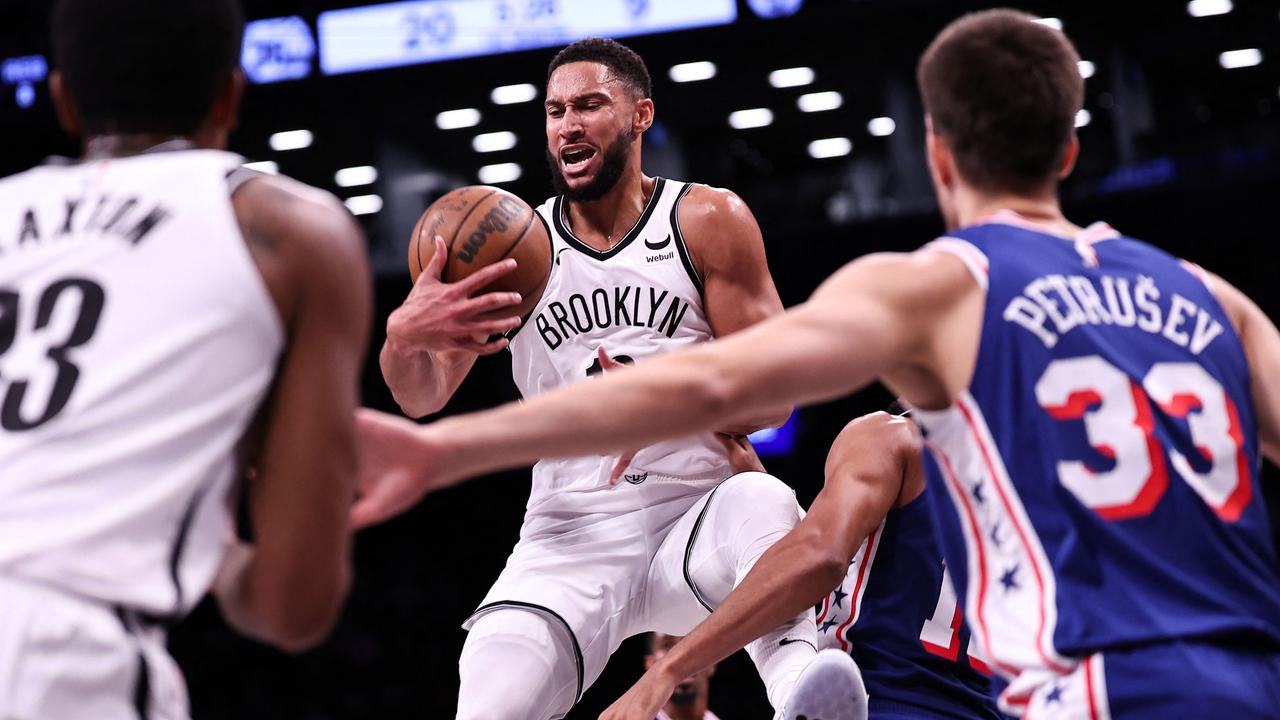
[797,91,842,113]
[867,117,896,137]
[1076,109,1092,128]
[768,66,815,88]
[1188,0,1232,17]
[490,83,538,105]
[728,108,774,129]
[1078,60,1096,79]
[668,61,717,82]
[1034,17,1063,30]
[808,137,853,159]
[268,129,313,151]
[335,165,377,187]
[479,162,522,184]
[436,108,482,130]
[472,131,518,153]
[344,194,383,215]
[1219,49,1262,69]
[242,160,280,174]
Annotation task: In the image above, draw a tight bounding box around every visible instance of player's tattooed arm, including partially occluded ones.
[1205,271,1280,464]
[678,185,792,433]
[601,413,916,720]
[221,175,370,651]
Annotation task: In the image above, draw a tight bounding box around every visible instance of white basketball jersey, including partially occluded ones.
[510,178,731,512]
[0,149,283,616]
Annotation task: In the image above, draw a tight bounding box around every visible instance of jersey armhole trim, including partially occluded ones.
[225,166,264,196]
[923,237,989,292]
[670,182,705,298]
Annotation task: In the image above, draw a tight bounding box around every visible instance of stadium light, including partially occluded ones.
[728,108,774,129]
[808,137,852,159]
[437,108,482,130]
[769,67,815,88]
[669,61,717,83]
[268,129,312,151]
[479,162,522,184]
[335,165,377,187]
[797,91,842,113]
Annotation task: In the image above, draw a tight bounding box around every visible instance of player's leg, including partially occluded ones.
[456,608,579,720]
[646,471,818,710]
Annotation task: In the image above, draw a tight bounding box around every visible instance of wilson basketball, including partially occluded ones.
[408,186,551,318]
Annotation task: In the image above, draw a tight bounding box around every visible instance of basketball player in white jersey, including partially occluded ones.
[380,38,864,720]
[0,1,369,717]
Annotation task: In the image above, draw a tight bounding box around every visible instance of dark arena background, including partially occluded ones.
[3,0,1280,717]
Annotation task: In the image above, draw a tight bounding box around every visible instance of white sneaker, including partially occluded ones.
[774,649,869,720]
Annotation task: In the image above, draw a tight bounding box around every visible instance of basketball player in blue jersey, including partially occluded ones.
[380,38,865,720]
[0,0,370,717]
[356,9,1280,718]
[600,412,1001,720]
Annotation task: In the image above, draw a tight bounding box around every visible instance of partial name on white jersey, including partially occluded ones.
[0,149,283,616]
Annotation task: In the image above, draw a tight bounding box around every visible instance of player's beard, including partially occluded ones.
[547,129,632,202]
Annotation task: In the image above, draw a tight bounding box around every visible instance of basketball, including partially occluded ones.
[408,186,551,318]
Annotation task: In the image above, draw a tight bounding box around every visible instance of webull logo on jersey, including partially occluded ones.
[645,235,674,263]
[535,286,691,350]
[1004,273,1225,354]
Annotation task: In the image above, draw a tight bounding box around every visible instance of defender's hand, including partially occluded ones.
[716,432,767,474]
[350,409,447,529]
[386,235,523,356]
[594,346,642,486]
[598,665,678,720]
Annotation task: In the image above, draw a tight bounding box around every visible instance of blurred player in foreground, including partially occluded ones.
[0,0,369,716]
[354,9,1280,718]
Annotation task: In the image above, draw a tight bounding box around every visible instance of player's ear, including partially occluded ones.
[1057,131,1080,180]
[924,116,954,189]
[633,96,654,135]
[210,68,246,133]
[49,71,81,137]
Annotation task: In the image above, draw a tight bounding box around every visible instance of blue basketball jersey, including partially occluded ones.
[912,213,1280,712]
[816,491,1000,719]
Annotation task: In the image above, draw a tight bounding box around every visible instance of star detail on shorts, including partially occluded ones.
[989,520,1004,548]
[1000,564,1020,593]
[819,619,840,634]
[1046,684,1064,704]
[971,481,986,505]
[832,586,848,608]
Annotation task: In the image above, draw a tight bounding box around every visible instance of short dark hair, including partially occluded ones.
[917,9,1084,193]
[547,38,652,99]
[52,0,246,136]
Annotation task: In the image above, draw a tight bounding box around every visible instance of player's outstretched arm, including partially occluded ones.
[681,185,792,433]
[350,249,975,527]
[215,176,371,652]
[1206,271,1280,464]
[600,412,917,720]
[380,235,523,418]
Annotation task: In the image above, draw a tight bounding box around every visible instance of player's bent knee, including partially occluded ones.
[717,471,802,524]
[457,609,577,720]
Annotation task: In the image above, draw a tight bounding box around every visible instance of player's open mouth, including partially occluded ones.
[560,145,597,173]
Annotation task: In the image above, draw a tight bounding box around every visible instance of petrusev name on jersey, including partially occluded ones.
[535,285,692,351]
[1005,272,1225,354]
